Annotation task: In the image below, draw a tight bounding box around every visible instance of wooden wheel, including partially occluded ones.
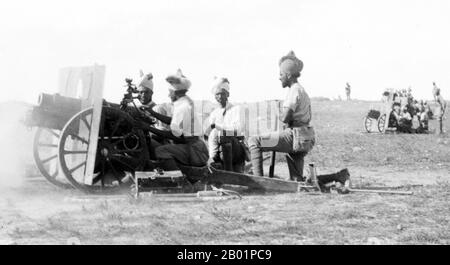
[58,107,149,194]
[378,114,386,133]
[364,117,373,133]
[33,127,72,189]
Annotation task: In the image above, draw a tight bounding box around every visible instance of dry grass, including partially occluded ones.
[1,100,449,245]
[4,184,448,245]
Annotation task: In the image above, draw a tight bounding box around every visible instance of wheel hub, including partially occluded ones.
[100,147,109,157]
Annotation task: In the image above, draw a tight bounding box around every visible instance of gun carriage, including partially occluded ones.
[26,79,170,193]
[25,77,319,195]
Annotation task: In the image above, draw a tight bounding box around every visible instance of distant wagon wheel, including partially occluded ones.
[377,114,386,133]
[58,107,148,194]
[364,117,373,133]
[33,127,72,189]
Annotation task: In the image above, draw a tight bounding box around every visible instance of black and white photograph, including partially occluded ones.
[0,0,449,248]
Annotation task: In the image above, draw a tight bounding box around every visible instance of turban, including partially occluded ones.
[138,72,154,91]
[279,50,303,76]
[166,69,191,91]
[211,77,230,94]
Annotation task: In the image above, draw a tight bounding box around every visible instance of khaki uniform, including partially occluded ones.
[398,111,413,133]
[154,102,173,131]
[206,103,246,172]
[155,96,209,167]
[248,83,315,180]
[345,84,351,100]
[436,95,446,133]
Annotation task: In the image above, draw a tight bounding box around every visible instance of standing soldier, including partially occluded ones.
[143,69,209,169]
[433,85,447,134]
[248,51,315,181]
[345,82,351,101]
[432,82,439,97]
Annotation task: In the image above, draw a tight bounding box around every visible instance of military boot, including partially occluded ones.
[316,168,351,193]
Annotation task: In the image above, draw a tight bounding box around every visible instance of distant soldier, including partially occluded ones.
[417,104,429,134]
[388,102,401,129]
[433,86,447,134]
[248,51,315,181]
[406,86,412,98]
[432,82,439,97]
[345,82,351,100]
[395,106,413,133]
[424,101,433,120]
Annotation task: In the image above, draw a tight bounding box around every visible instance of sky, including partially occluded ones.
[1,0,450,105]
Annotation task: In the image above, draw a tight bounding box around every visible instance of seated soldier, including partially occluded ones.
[424,102,433,120]
[405,96,416,117]
[398,105,413,133]
[204,77,247,173]
[388,102,401,129]
[137,72,157,109]
[142,69,209,170]
[248,51,315,181]
[416,105,429,133]
[137,72,173,145]
[135,72,176,162]
[415,100,423,112]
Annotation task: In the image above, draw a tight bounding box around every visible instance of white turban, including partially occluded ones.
[138,72,154,91]
[211,77,230,94]
[166,69,191,91]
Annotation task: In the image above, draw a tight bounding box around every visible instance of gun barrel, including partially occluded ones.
[26,93,82,130]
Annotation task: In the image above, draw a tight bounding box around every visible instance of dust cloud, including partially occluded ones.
[0,101,35,189]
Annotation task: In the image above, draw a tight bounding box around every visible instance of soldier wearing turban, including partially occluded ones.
[166,69,192,91]
[433,82,447,134]
[205,77,246,173]
[137,72,156,109]
[143,69,209,169]
[248,51,315,181]
[279,51,304,78]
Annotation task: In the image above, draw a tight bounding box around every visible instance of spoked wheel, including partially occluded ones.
[378,114,386,133]
[364,117,373,133]
[33,127,72,189]
[58,107,149,194]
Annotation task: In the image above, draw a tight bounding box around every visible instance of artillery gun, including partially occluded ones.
[25,93,83,188]
[25,78,163,193]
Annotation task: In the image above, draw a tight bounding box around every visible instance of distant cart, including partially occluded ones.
[363,89,429,133]
[364,109,386,133]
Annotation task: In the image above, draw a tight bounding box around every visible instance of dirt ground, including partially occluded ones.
[0,99,449,245]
